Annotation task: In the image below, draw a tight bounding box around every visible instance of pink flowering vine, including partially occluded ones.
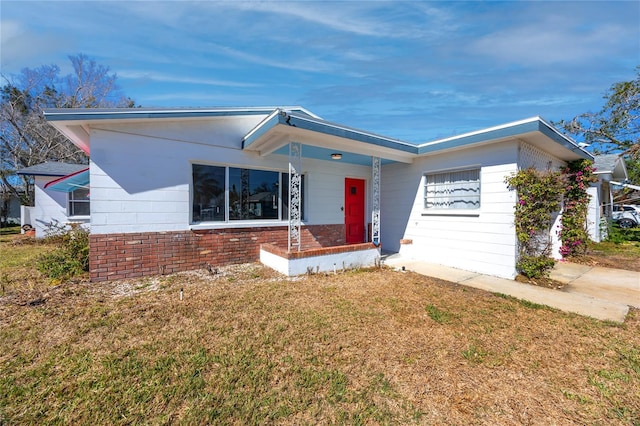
[558,160,597,257]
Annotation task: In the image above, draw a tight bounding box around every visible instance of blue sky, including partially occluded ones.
[1,1,638,143]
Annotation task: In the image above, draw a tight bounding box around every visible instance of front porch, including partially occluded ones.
[242,109,413,275]
[260,242,381,276]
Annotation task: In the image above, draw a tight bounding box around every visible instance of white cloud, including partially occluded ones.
[207,1,457,40]
[227,1,400,38]
[468,6,635,67]
[118,70,261,88]
[0,20,72,72]
[472,26,623,66]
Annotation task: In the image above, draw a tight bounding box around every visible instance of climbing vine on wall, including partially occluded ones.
[506,160,596,278]
[559,160,597,257]
[505,168,563,278]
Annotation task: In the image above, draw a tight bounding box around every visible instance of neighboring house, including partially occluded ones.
[16,162,89,238]
[43,107,592,281]
[588,154,629,241]
[1,187,23,226]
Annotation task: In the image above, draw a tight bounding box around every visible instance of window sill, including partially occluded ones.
[67,216,90,221]
[421,210,480,217]
[190,220,306,231]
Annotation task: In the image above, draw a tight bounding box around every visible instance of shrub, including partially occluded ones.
[608,224,640,243]
[516,255,556,279]
[37,224,89,280]
[506,160,597,278]
[506,168,563,278]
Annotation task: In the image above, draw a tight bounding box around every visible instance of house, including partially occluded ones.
[588,154,629,241]
[16,162,89,237]
[1,186,23,226]
[43,107,592,281]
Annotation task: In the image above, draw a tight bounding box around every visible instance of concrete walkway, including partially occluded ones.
[550,262,640,309]
[383,256,638,323]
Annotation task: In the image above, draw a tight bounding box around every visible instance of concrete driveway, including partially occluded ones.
[383,255,639,323]
[550,262,640,309]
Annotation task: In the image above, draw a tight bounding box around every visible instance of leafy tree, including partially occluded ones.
[557,67,639,207]
[0,54,134,206]
[558,67,639,159]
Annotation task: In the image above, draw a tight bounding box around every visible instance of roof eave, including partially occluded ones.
[242,111,417,163]
[42,106,319,122]
[416,117,593,161]
[44,106,319,156]
[44,168,90,192]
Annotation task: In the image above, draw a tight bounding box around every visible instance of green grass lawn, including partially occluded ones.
[0,224,20,235]
[573,228,640,272]
[1,256,639,424]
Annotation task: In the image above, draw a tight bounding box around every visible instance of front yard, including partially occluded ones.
[570,229,640,272]
[1,235,638,424]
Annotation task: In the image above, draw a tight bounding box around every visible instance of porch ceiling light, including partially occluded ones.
[331,153,342,160]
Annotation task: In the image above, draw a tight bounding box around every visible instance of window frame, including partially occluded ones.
[191,163,306,225]
[422,167,481,214]
[68,187,90,217]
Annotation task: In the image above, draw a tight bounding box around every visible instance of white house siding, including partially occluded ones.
[381,141,519,279]
[586,186,601,242]
[32,176,89,238]
[88,117,371,235]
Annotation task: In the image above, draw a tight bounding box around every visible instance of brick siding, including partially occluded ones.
[89,224,345,282]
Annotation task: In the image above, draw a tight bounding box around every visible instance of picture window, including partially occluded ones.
[424,168,480,210]
[192,164,305,223]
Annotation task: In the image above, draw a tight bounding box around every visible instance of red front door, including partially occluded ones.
[345,178,365,244]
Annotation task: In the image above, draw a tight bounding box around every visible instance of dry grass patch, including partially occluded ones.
[1,264,639,425]
[0,234,63,297]
[569,239,640,272]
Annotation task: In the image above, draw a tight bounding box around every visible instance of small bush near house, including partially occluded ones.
[608,225,640,243]
[516,254,557,279]
[37,225,89,280]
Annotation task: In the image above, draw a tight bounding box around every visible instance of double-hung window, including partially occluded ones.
[68,187,90,216]
[192,164,305,223]
[424,168,480,210]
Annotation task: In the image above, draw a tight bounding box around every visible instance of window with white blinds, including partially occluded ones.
[424,169,480,210]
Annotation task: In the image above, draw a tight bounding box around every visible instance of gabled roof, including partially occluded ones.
[16,162,87,177]
[593,154,628,180]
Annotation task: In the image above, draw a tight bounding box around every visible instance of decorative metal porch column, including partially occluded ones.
[288,142,302,251]
[372,156,381,246]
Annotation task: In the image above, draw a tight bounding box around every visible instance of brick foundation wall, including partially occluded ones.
[89,224,345,282]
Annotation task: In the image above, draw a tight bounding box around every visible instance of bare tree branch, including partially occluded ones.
[1,54,135,207]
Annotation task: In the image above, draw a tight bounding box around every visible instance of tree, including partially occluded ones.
[558,68,639,159]
[557,67,640,206]
[0,54,134,206]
